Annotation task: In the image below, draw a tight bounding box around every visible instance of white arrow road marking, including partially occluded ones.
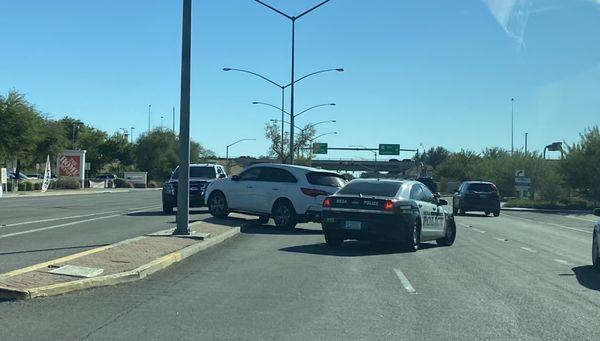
[0,205,160,239]
[553,259,571,265]
[394,269,417,294]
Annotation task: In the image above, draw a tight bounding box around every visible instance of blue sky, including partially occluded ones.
[1,0,599,160]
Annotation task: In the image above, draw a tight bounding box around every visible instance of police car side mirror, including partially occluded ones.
[437,199,448,206]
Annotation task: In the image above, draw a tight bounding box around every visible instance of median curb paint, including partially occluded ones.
[0,227,239,300]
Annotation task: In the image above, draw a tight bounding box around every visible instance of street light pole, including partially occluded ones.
[148,104,151,133]
[130,127,135,143]
[254,0,332,165]
[525,132,528,154]
[174,0,192,236]
[511,98,514,155]
[226,138,256,167]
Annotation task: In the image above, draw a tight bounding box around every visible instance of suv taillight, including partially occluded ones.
[301,188,329,197]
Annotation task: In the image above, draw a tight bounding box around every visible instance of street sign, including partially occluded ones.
[515,177,531,184]
[515,169,525,177]
[0,168,7,185]
[313,143,328,154]
[515,185,531,191]
[379,144,400,155]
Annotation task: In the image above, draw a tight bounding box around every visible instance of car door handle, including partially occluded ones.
[246,186,254,189]
[272,188,279,191]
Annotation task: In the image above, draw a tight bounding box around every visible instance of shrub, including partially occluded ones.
[18,182,26,191]
[113,178,134,188]
[34,182,42,190]
[25,182,34,191]
[49,180,56,189]
[56,178,82,189]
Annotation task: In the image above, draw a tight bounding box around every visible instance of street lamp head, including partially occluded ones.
[332,120,337,123]
[222,68,231,71]
[333,132,338,134]
[336,68,344,72]
[252,101,259,104]
[329,103,336,106]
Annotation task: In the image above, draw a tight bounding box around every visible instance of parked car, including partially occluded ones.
[453,181,500,216]
[95,174,118,180]
[162,164,227,214]
[592,209,600,270]
[321,179,456,250]
[26,173,42,179]
[8,171,29,180]
[205,164,346,229]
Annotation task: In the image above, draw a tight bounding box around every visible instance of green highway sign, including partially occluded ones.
[313,143,328,154]
[379,144,400,155]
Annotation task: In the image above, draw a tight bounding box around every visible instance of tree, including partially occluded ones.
[0,91,44,164]
[98,133,135,173]
[264,122,316,163]
[135,130,179,181]
[437,149,481,181]
[190,141,216,163]
[422,146,450,169]
[561,126,600,204]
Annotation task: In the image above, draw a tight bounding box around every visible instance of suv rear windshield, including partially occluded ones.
[306,172,346,188]
[172,167,216,179]
[337,181,402,197]
[467,183,496,192]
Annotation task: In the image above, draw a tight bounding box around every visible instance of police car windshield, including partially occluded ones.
[172,167,216,179]
[337,181,402,197]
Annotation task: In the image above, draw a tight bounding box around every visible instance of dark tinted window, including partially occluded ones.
[338,181,401,197]
[306,172,346,187]
[261,168,297,183]
[238,167,261,181]
[467,183,496,192]
[420,184,435,202]
[172,166,216,179]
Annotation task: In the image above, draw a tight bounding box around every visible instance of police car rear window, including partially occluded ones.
[337,181,402,197]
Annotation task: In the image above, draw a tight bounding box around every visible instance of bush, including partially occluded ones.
[56,178,82,189]
[25,182,34,191]
[18,182,26,191]
[113,178,134,188]
[34,182,41,190]
[49,180,56,189]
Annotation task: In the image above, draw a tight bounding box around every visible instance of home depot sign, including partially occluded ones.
[57,150,86,187]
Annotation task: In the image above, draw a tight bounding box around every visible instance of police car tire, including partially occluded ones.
[162,203,174,215]
[405,219,421,252]
[493,211,500,217]
[325,233,343,248]
[437,219,456,247]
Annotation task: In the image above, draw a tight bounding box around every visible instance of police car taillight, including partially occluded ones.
[383,200,394,211]
[323,197,332,207]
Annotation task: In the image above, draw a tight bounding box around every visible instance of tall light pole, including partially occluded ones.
[254,0,333,165]
[525,132,528,154]
[223,67,342,163]
[270,119,335,131]
[148,104,151,133]
[161,115,164,130]
[511,98,514,155]
[350,144,378,173]
[172,106,176,132]
[226,138,256,164]
[174,0,192,236]
[72,123,81,149]
[130,127,135,143]
[311,131,338,141]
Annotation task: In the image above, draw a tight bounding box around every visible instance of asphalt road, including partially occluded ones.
[0,190,188,273]
[1,204,599,340]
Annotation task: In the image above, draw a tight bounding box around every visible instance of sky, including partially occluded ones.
[1,0,599,161]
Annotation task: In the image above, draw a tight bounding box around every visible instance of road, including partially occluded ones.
[0,190,180,273]
[1,201,599,340]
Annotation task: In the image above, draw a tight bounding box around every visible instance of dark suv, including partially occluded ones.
[162,164,227,214]
[453,181,500,216]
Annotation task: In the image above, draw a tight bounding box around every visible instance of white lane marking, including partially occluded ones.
[393,269,417,294]
[1,205,155,227]
[495,238,508,242]
[563,215,597,223]
[503,213,592,234]
[474,229,486,234]
[553,259,571,265]
[520,247,537,253]
[458,223,471,228]
[0,205,160,239]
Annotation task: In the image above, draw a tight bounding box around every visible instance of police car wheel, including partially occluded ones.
[437,219,456,247]
[324,233,343,248]
[493,211,500,217]
[405,219,421,252]
[162,203,174,215]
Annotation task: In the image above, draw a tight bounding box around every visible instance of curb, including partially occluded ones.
[501,207,593,214]
[0,227,240,300]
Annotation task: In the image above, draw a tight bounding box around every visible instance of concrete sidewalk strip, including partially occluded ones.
[0,214,249,300]
[1,188,161,199]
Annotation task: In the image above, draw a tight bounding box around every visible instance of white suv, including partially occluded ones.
[205,164,346,229]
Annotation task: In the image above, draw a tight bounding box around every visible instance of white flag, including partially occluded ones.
[41,155,51,193]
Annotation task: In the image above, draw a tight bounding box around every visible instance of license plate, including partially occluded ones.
[344,220,362,230]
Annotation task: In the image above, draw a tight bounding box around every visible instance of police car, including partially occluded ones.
[321,179,456,251]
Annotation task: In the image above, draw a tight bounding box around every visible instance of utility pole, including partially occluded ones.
[130,127,135,143]
[525,132,528,154]
[174,0,192,236]
[172,106,176,132]
[148,104,151,132]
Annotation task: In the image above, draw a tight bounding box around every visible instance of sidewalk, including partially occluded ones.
[1,188,161,199]
[0,214,246,300]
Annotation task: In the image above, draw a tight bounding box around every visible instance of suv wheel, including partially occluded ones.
[273,200,297,230]
[257,215,269,224]
[208,192,229,218]
[162,203,174,215]
[324,233,343,248]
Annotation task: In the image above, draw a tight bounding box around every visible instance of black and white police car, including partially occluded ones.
[321,179,456,251]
